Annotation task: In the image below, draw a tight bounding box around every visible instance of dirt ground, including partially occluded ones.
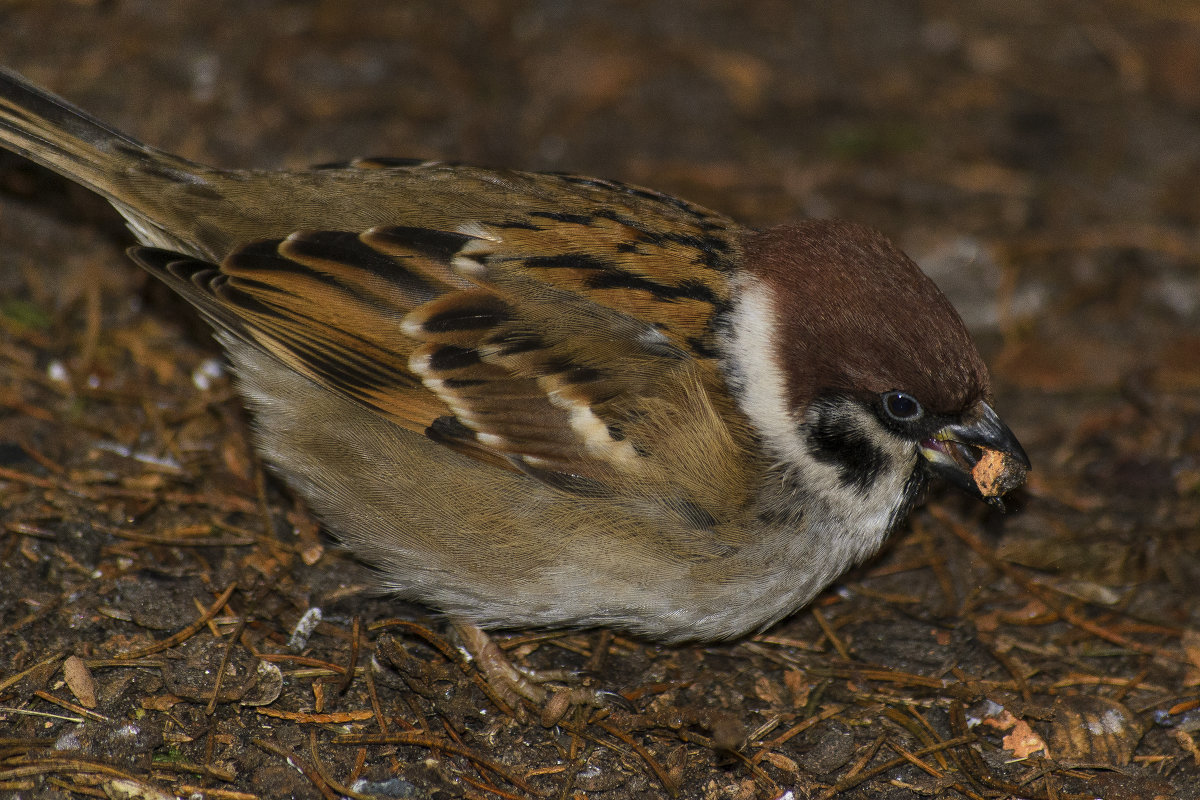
[1,2,1198,799]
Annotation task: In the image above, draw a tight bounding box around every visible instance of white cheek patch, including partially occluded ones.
[721,275,919,554]
[722,275,809,464]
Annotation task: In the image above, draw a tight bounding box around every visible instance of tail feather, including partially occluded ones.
[0,67,150,198]
[0,67,225,254]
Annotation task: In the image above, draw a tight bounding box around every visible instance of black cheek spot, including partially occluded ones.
[807,411,888,493]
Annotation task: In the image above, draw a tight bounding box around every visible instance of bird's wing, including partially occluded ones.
[129,177,757,516]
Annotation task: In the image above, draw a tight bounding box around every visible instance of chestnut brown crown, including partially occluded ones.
[744,220,989,415]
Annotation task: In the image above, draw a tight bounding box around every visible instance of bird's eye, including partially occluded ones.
[883,391,923,422]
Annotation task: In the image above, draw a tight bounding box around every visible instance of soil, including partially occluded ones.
[1,2,1198,799]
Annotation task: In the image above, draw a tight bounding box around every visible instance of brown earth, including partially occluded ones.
[1,2,1198,799]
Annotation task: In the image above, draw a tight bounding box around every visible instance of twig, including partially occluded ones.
[596,721,679,797]
[811,607,852,660]
[207,616,249,714]
[308,730,373,800]
[115,582,237,660]
[750,704,845,764]
[251,737,338,800]
[338,616,362,695]
[333,733,546,796]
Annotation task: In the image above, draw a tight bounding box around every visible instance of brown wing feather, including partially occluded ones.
[129,173,754,513]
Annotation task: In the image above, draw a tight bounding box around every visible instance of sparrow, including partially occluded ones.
[0,67,1028,645]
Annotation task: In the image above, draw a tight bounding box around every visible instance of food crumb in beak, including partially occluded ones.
[972,448,1027,498]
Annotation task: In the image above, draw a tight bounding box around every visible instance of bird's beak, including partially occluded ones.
[920,401,1030,510]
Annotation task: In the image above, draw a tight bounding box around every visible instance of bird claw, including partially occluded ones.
[451,620,609,725]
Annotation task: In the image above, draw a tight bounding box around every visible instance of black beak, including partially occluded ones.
[920,401,1030,510]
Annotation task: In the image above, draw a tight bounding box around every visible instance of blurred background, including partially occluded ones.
[1,2,1198,799]
[3,1,1198,392]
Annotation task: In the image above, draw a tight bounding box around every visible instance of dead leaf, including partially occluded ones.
[783,669,812,708]
[754,675,784,706]
[141,694,182,712]
[62,655,97,709]
[1043,695,1146,765]
[761,751,799,774]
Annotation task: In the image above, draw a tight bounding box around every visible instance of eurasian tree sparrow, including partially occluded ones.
[0,67,1028,647]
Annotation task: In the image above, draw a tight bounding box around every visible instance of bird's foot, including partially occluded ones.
[451,620,611,726]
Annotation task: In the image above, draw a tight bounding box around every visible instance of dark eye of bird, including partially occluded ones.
[883,391,923,422]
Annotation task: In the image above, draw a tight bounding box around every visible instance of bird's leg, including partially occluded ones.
[451,619,607,725]
[452,619,546,706]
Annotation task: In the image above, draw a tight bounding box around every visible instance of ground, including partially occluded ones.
[1,2,1198,799]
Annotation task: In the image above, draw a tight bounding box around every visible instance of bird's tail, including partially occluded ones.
[0,67,211,249]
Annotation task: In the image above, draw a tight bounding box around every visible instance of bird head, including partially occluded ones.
[723,220,1029,516]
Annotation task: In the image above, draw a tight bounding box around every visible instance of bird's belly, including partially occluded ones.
[221,337,898,642]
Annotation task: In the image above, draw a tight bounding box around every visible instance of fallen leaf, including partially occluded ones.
[63,655,97,709]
